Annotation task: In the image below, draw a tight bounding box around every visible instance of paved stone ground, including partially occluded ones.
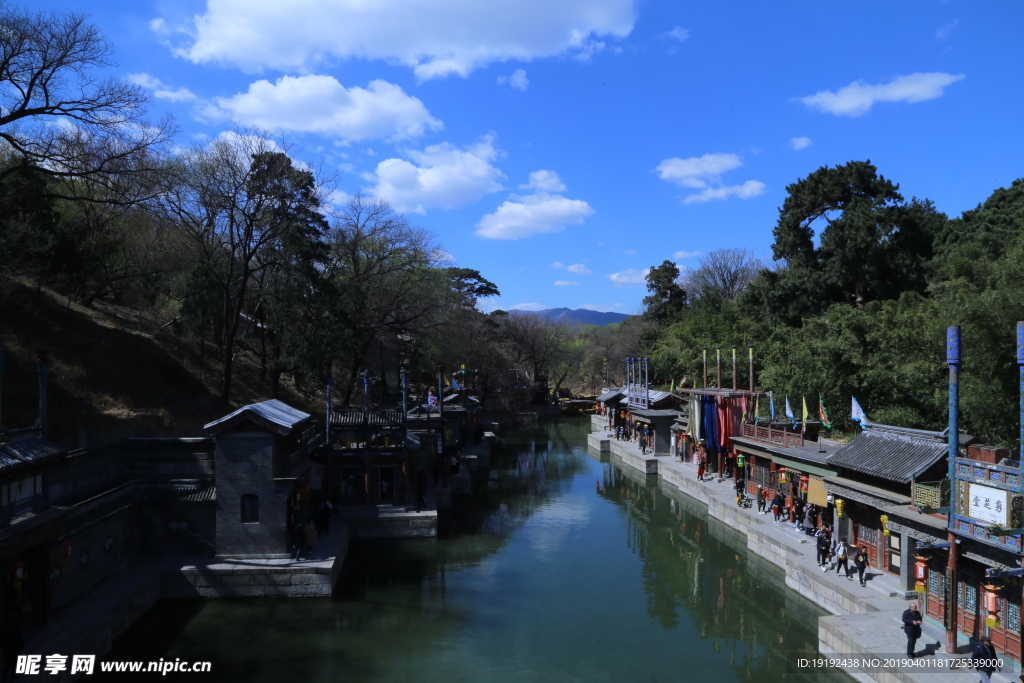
[591,428,1021,683]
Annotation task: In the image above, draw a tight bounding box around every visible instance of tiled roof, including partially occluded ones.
[204,399,310,436]
[0,435,66,475]
[826,424,957,484]
[596,389,624,403]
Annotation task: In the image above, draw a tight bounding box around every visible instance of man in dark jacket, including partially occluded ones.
[972,636,999,682]
[816,531,831,570]
[901,602,923,658]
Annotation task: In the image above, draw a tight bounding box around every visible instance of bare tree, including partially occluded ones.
[321,196,447,404]
[683,248,764,300]
[0,6,171,192]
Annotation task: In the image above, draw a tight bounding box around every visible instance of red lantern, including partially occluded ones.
[60,539,72,566]
[12,560,24,591]
[779,469,789,484]
[913,556,928,593]
[799,476,809,493]
[983,586,1001,628]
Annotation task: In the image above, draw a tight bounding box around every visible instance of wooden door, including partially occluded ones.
[852,515,879,567]
[925,566,945,622]
[956,575,978,639]
[987,595,1021,661]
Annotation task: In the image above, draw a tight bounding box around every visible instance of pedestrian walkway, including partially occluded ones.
[592,428,1020,683]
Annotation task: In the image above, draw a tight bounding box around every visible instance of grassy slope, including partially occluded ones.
[0,283,318,448]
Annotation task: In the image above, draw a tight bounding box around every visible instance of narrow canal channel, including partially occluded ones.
[102,417,847,682]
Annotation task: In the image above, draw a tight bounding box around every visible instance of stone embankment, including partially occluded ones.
[588,427,1021,683]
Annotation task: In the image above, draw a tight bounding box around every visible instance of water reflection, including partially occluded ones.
[99,418,845,682]
[596,455,843,681]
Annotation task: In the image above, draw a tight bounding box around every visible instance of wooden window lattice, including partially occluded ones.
[1007,600,1020,633]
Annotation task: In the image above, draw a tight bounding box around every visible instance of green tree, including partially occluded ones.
[744,161,942,325]
[642,259,686,325]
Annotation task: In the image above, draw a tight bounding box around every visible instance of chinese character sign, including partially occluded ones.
[968,482,1008,526]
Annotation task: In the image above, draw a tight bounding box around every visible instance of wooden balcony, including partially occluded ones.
[740,422,804,448]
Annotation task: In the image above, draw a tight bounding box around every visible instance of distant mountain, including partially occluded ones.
[511,307,631,327]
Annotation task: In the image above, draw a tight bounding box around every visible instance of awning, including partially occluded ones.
[824,476,912,507]
[768,455,838,479]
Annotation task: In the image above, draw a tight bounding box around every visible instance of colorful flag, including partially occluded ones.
[818,394,832,430]
[428,391,438,407]
[785,396,795,422]
[801,395,809,427]
[670,378,675,393]
[851,396,869,428]
[769,392,776,421]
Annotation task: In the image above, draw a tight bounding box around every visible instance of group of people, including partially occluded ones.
[614,424,651,455]
[902,604,1009,683]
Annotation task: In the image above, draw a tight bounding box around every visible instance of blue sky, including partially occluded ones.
[34,0,1024,313]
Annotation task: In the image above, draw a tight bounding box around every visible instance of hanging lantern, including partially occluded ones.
[736,453,746,468]
[799,475,809,493]
[879,514,890,537]
[983,585,1001,628]
[12,560,24,591]
[779,469,789,484]
[60,539,72,566]
[835,498,845,518]
[914,555,929,593]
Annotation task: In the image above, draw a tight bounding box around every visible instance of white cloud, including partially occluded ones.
[477,194,594,239]
[206,75,441,141]
[551,261,566,269]
[476,171,593,240]
[431,249,456,263]
[624,248,635,254]
[656,153,764,205]
[521,170,566,193]
[499,69,529,91]
[566,263,591,274]
[798,72,965,117]
[607,268,650,286]
[365,136,505,214]
[512,302,547,311]
[682,180,766,205]
[127,72,196,102]
[666,27,689,42]
[673,250,700,259]
[789,136,812,150]
[554,280,579,286]
[936,19,958,40]
[655,153,743,188]
[168,0,636,79]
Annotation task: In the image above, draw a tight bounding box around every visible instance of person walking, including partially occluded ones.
[302,518,318,559]
[816,529,831,570]
[756,485,766,513]
[416,469,428,512]
[804,504,817,536]
[901,602,923,658]
[853,546,869,586]
[696,454,706,481]
[834,536,851,579]
[771,493,784,522]
[972,636,1000,682]
[794,497,805,530]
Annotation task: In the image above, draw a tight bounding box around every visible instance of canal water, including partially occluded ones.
[102,417,843,682]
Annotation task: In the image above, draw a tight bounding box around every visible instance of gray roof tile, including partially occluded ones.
[826,424,953,484]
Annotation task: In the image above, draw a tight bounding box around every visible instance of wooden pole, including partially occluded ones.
[731,346,737,391]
